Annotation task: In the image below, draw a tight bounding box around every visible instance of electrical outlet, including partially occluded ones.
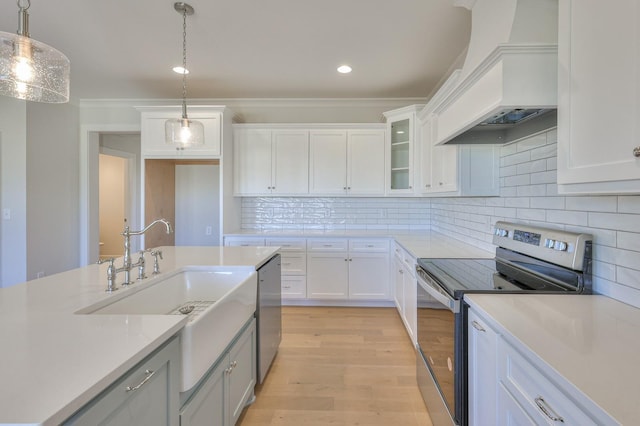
[36,271,45,279]
[205,226,212,236]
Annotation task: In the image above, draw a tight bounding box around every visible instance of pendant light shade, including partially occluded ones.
[0,0,70,103]
[166,2,204,147]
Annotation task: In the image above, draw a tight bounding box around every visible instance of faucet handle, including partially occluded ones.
[136,250,149,281]
[97,258,118,292]
[97,257,115,266]
[150,250,163,274]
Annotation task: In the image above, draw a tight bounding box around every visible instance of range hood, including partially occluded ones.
[434,0,558,145]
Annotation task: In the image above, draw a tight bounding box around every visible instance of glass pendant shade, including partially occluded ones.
[0,25,70,103]
[165,117,204,146]
[165,2,203,148]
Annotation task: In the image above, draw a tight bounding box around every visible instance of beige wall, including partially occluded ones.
[99,154,127,258]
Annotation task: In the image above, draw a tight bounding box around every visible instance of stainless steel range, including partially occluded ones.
[415,221,593,426]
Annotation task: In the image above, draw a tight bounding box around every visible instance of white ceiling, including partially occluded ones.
[0,0,471,101]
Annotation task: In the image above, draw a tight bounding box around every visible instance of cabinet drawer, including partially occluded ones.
[307,239,348,252]
[280,253,306,275]
[65,336,180,425]
[265,238,306,251]
[282,276,307,299]
[498,339,600,425]
[224,237,266,247]
[348,239,389,252]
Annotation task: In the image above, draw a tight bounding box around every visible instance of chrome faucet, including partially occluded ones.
[117,218,173,287]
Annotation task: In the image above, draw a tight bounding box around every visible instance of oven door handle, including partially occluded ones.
[417,273,459,313]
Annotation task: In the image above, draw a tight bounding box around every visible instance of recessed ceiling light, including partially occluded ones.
[337,65,352,74]
[172,66,189,74]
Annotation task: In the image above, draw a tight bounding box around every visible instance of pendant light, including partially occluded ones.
[165,2,204,147]
[0,0,70,103]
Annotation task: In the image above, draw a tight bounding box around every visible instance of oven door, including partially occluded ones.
[417,268,459,425]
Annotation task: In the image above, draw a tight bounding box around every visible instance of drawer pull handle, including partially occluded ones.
[125,369,155,392]
[535,396,564,423]
[471,320,486,332]
[366,244,374,247]
[282,262,292,266]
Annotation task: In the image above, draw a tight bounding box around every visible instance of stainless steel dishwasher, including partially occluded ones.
[256,254,282,384]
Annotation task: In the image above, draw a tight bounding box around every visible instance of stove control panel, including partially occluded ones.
[492,221,592,271]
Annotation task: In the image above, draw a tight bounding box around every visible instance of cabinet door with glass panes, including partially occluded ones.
[384,105,424,195]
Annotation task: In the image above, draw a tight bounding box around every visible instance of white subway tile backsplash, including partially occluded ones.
[502,150,531,167]
[530,197,565,210]
[565,196,618,213]
[516,133,547,152]
[504,174,531,187]
[546,209,589,226]
[516,184,547,197]
[530,170,556,185]
[617,266,640,290]
[517,208,546,221]
[530,142,557,160]
[589,213,640,233]
[618,231,640,252]
[619,196,640,214]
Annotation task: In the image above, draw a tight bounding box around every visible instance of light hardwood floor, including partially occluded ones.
[238,306,432,426]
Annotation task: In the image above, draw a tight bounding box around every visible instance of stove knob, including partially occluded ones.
[554,240,568,251]
[545,238,555,248]
[495,228,508,238]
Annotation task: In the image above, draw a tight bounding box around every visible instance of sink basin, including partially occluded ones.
[78,266,257,392]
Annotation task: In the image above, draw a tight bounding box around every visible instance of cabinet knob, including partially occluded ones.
[409,186,412,189]
[343,187,347,190]
[425,184,431,188]
[439,182,443,186]
[634,146,640,157]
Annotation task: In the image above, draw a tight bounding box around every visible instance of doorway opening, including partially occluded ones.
[98,134,141,260]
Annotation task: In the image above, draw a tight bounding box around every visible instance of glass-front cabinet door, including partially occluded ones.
[391,118,411,190]
[384,105,424,195]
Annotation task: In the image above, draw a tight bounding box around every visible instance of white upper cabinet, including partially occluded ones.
[418,108,499,197]
[233,127,309,196]
[383,105,424,195]
[347,130,386,194]
[309,130,348,195]
[309,127,386,196]
[557,0,640,194]
[138,106,223,158]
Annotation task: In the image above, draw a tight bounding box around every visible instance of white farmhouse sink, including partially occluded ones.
[78,267,257,392]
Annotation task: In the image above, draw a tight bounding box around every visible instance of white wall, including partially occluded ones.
[26,102,80,280]
[0,98,27,287]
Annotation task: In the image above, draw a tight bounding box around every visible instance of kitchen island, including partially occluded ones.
[0,246,278,426]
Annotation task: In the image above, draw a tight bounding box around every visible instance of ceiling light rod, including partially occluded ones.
[165,2,204,147]
[0,0,70,103]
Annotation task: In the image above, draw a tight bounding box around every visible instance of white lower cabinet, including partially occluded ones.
[180,318,256,426]
[497,338,599,426]
[265,238,307,300]
[307,238,390,301]
[392,243,417,345]
[468,305,615,426]
[64,336,181,426]
[467,308,498,426]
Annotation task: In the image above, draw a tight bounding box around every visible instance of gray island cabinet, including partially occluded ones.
[64,336,181,425]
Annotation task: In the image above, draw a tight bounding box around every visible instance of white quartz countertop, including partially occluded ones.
[0,246,279,425]
[465,294,640,425]
[225,229,495,259]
